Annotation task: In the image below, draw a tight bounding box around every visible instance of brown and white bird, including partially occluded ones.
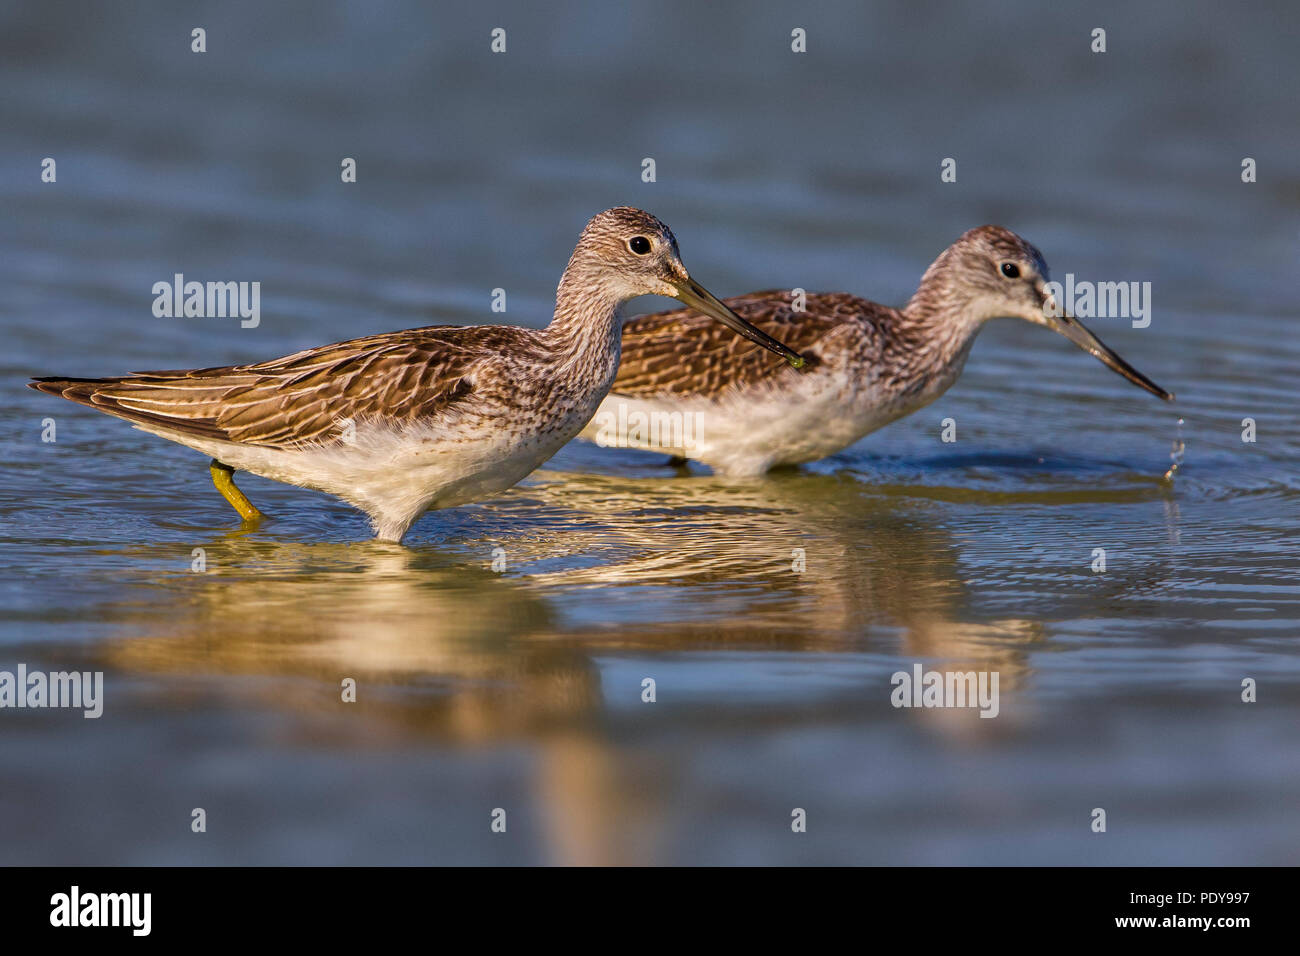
[580,225,1173,476]
[30,207,804,542]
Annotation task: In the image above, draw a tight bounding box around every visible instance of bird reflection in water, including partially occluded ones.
[94,470,1045,863]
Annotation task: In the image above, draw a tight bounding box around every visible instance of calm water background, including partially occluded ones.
[1,1,1297,864]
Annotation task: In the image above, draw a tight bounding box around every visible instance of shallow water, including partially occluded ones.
[1,1,1297,864]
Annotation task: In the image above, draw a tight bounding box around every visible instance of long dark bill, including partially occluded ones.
[672,277,806,368]
[1045,312,1174,401]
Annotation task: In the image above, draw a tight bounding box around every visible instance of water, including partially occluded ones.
[1,0,1297,864]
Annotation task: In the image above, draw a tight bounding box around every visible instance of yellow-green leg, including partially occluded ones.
[209,459,264,522]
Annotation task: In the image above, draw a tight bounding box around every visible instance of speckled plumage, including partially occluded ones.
[31,207,800,541]
[582,225,1173,476]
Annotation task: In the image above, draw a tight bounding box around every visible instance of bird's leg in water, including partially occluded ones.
[209,459,264,521]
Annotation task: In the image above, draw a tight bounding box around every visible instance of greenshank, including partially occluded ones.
[30,207,805,541]
[580,225,1173,476]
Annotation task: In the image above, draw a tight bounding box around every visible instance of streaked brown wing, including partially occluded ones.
[30,325,533,448]
[614,290,865,398]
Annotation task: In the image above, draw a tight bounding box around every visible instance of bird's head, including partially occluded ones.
[567,207,805,367]
[913,225,1172,400]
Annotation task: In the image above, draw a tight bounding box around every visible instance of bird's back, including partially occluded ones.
[613,290,899,399]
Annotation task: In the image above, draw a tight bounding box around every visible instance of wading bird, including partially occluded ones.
[31,207,804,541]
[580,225,1172,476]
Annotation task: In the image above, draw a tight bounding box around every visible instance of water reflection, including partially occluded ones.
[81,472,1055,862]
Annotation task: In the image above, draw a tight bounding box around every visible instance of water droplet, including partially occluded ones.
[1162,417,1185,482]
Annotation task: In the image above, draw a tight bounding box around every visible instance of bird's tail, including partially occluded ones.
[28,376,123,406]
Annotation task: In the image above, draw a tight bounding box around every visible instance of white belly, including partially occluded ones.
[134,408,592,540]
[582,363,962,477]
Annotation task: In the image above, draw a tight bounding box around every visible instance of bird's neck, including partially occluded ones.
[540,264,625,387]
[901,258,987,360]
[881,261,987,391]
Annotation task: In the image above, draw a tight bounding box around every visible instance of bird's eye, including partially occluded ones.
[628,236,651,255]
[999,261,1020,279]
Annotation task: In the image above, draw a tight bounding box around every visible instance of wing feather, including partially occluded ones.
[614,291,872,398]
[30,325,534,448]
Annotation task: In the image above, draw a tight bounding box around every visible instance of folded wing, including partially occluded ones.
[614,290,861,398]
[29,326,527,448]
